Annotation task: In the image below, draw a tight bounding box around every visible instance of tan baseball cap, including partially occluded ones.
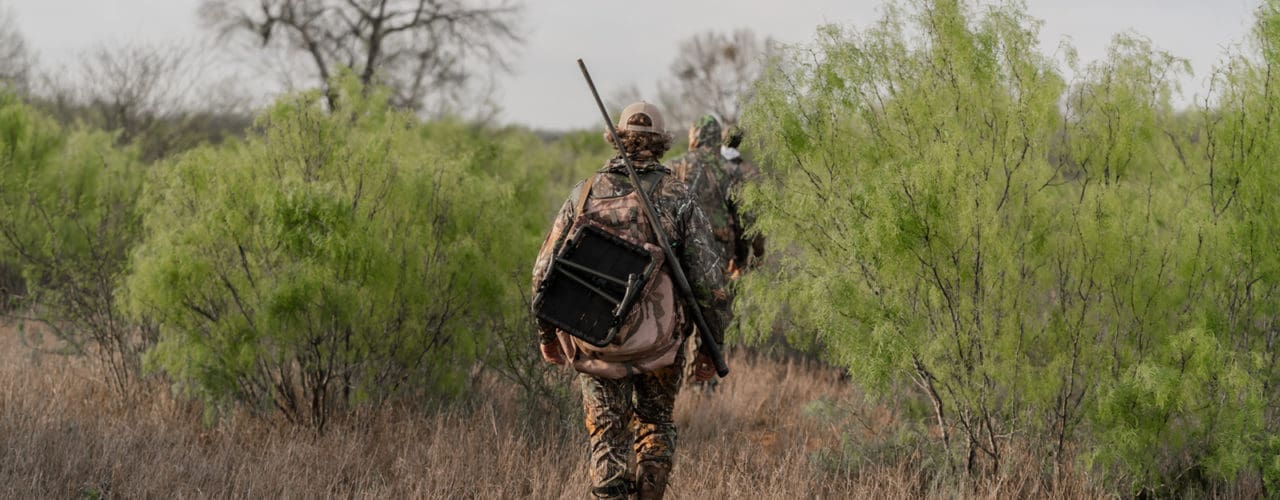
[617,101,665,134]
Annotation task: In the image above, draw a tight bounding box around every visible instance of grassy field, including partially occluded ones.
[0,325,1103,498]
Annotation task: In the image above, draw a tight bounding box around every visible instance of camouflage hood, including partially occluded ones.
[688,114,722,150]
[722,124,745,148]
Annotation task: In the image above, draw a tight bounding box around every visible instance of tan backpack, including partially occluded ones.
[547,173,685,378]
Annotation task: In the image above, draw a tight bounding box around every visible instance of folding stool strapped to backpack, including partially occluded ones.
[533,172,669,348]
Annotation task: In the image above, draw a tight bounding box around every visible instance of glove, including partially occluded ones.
[692,352,716,382]
[540,340,566,365]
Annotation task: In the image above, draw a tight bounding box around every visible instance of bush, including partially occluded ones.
[125,76,533,430]
[0,90,154,395]
[1195,0,1280,491]
[738,0,1273,492]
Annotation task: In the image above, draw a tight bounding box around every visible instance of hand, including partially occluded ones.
[540,341,566,365]
[692,353,716,382]
[726,259,741,281]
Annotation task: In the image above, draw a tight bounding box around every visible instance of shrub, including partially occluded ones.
[0,90,154,395]
[125,75,531,430]
[738,0,1272,492]
[1195,0,1280,491]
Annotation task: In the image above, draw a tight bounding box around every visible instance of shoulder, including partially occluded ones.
[653,166,691,198]
[566,176,589,201]
[667,151,693,170]
[691,150,726,175]
[562,173,602,211]
[683,149,715,165]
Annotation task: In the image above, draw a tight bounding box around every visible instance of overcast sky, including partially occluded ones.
[6,0,1263,131]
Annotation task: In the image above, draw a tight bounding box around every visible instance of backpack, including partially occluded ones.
[534,172,685,378]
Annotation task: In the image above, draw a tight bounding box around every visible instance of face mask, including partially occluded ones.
[721,146,741,161]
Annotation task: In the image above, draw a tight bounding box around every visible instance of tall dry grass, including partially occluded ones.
[0,326,1105,498]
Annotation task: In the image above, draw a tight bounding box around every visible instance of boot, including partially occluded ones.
[590,472,635,500]
[635,462,670,500]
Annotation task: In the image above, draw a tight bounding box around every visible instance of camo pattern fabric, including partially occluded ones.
[688,114,722,150]
[546,178,684,379]
[532,157,731,346]
[579,350,684,499]
[670,146,736,265]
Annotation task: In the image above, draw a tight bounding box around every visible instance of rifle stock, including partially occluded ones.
[577,59,730,378]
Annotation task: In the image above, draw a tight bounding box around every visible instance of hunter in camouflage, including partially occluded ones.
[671,115,740,391]
[670,115,736,269]
[532,102,730,499]
[720,124,765,272]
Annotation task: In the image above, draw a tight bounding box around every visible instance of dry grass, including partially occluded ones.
[0,326,1105,498]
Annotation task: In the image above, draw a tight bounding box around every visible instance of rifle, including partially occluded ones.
[577,59,730,378]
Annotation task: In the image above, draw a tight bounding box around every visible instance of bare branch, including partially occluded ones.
[658,29,778,128]
[0,5,34,91]
[201,0,523,116]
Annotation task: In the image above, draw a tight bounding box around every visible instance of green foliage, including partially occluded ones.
[125,75,537,429]
[738,0,1278,491]
[0,58,616,428]
[1195,0,1280,491]
[0,89,154,394]
[742,2,1068,465]
[1090,328,1263,493]
[532,129,615,201]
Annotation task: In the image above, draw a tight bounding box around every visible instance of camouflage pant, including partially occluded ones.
[579,357,684,499]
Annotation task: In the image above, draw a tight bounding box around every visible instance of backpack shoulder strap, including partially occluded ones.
[643,170,665,198]
[575,174,598,217]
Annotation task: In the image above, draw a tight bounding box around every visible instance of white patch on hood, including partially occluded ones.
[721,146,741,161]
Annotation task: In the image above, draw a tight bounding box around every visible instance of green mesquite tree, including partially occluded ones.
[738,0,1272,491]
[125,74,532,430]
[0,90,155,395]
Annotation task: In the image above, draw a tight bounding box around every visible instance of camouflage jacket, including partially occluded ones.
[532,157,731,345]
[669,147,735,263]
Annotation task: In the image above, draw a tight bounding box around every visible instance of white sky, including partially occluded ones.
[6,0,1262,131]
